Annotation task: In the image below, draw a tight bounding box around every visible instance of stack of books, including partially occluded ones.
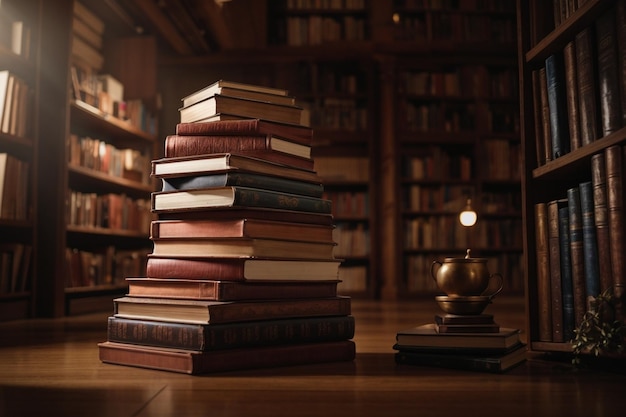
[98,80,356,374]
[393,313,527,373]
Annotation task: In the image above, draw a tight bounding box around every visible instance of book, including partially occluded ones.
[113,296,352,324]
[106,315,354,351]
[435,323,500,334]
[395,323,521,350]
[595,9,623,137]
[126,278,340,301]
[545,53,570,159]
[575,27,600,146]
[531,69,548,166]
[534,202,552,341]
[150,218,333,242]
[563,40,582,151]
[175,118,313,144]
[151,187,333,214]
[591,153,614,294]
[394,343,527,373]
[145,256,341,281]
[160,171,324,198]
[163,134,313,170]
[179,94,303,126]
[150,237,336,259]
[151,153,320,183]
[434,314,495,326]
[154,207,334,226]
[558,205,575,341]
[547,199,565,343]
[180,80,293,108]
[606,145,626,303]
[98,340,356,375]
[579,181,601,299]
[617,0,626,126]
[567,186,587,327]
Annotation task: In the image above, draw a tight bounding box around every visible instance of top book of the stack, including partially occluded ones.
[179,80,305,126]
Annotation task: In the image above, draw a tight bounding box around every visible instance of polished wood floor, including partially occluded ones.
[1,296,626,417]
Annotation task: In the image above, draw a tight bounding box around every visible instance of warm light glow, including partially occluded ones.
[459,199,477,227]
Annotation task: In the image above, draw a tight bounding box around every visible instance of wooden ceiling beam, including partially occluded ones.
[162,0,212,54]
[132,0,195,55]
[190,0,234,50]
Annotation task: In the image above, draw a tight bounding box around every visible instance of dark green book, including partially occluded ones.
[107,315,355,351]
[151,186,332,214]
[161,171,324,198]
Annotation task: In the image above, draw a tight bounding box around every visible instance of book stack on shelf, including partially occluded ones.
[98,80,356,375]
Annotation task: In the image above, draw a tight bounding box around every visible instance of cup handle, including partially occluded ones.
[483,273,504,299]
[430,260,442,283]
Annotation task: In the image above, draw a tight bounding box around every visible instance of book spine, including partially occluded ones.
[591,153,614,294]
[558,205,575,341]
[563,40,582,151]
[606,145,626,307]
[579,181,601,299]
[532,69,548,166]
[567,186,587,327]
[232,187,332,214]
[547,200,564,342]
[595,8,623,137]
[162,172,324,198]
[575,27,600,146]
[535,202,552,341]
[616,0,626,126]
[174,119,313,144]
[539,67,553,163]
[107,315,355,351]
[146,257,246,280]
[545,53,571,159]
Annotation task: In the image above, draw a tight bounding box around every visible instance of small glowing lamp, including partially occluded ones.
[459,199,477,227]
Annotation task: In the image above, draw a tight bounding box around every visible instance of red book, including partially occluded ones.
[145,256,341,281]
[154,207,334,226]
[175,118,313,145]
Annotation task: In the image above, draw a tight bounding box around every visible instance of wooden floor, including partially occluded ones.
[1,295,626,417]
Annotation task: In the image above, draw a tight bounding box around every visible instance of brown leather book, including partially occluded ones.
[532,69,547,166]
[616,0,626,126]
[145,256,341,281]
[154,207,334,226]
[567,186,587,327]
[98,340,356,375]
[563,40,581,151]
[590,153,613,294]
[535,202,552,341]
[575,27,600,146]
[595,9,622,137]
[606,145,626,305]
[126,278,340,301]
[539,67,553,163]
[547,199,564,343]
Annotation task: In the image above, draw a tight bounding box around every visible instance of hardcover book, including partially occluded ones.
[160,171,324,198]
[106,315,355,351]
[567,186,587,327]
[113,296,352,324]
[579,181,601,299]
[606,145,626,302]
[394,343,527,373]
[591,152,614,294]
[175,118,313,143]
[151,186,333,214]
[150,237,337,259]
[126,278,340,301]
[98,340,356,375]
[151,153,320,183]
[150,218,334,242]
[145,256,341,281]
[575,27,600,146]
[153,207,334,226]
[558,205,575,341]
[395,323,521,350]
[535,202,552,341]
[595,9,622,137]
[545,53,570,159]
[547,199,565,342]
[180,80,293,108]
[178,94,303,126]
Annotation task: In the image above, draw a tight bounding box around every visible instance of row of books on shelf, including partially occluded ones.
[403,151,472,181]
[99,79,357,374]
[535,144,626,343]
[284,0,366,10]
[403,101,476,132]
[324,190,369,217]
[65,246,148,289]
[67,190,151,234]
[314,156,369,182]
[0,152,29,221]
[481,138,521,180]
[395,0,515,12]
[0,243,31,294]
[391,11,515,43]
[280,15,367,46]
[68,134,151,185]
[333,223,369,257]
[404,217,523,249]
[302,98,368,130]
[0,70,32,138]
[533,2,626,167]
[404,185,473,212]
[401,66,518,99]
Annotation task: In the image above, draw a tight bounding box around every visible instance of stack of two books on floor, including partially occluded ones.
[393,313,527,373]
[98,80,356,374]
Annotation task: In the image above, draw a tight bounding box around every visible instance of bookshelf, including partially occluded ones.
[0,0,40,321]
[517,0,626,356]
[34,0,159,318]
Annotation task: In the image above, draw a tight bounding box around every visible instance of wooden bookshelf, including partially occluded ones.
[517,0,626,357]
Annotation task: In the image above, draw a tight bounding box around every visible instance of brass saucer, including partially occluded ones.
[435,295,493,315]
